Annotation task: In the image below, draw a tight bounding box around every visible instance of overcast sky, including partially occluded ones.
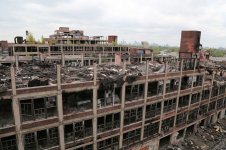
[1,0,226,47]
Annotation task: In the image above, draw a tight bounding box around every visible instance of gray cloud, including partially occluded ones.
[0,0,226,47]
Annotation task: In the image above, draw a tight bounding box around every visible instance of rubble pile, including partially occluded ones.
[0,64,10,92]
[168,119,226,150]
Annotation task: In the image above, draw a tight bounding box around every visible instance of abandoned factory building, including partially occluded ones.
[0,28,226,150]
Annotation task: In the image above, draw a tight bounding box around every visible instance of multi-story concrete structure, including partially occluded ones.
[0,29,225,150]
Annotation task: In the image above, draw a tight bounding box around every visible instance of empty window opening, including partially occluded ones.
[178,95,190,108]
[176,112,187,127]
[0,99,14,128]
[124,107,142,125]
[97,87,121,108]
[24,127,59,150]
[201,90,210,100]
[199,104,208,116]
[208,101,216,112]
[188,108,198,123]
[211,86,218,97]
[123,128,141,148]
[217,99,224,109]
[145,102,161,119]
[64,119,93,143]
[186,125,195,136]
[159,135,171,149]
[181,76,192,90]
[144,122,159,140]
[219,85,225,95]
[147,81,163,97]
[0,135,17,150]
[20,96,57,122]
[177,129,185,139]
[125,84,144,101]
[63,90,93,114]
[163,98,176,113]
[191,93,200,104]
[161,117,174,133]
[97,136,119,150]
[97,113,120,133]
[193,75,203,87]
[166,79,179,93]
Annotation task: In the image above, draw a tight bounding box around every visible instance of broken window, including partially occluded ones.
[20,96,57,122]
[217,99,224,109]
[161,117,174,133]
[211,86,218,97]
[0,135,17,150]
[163,98,176,113]
[145,102,161,119]
[124,107,142,125]
[188,108,198,123]
[199,104,208,116]
[24,127,59,150]
[75,144,93,150]
[123,128,141,148]
[97,113,120,133]
[125,84,144,101]
[97,136,119,150]
[166,79,179,93]
[176,112,187,126]
[64,119,92,143]
[180,76,192,90]
[193,75,203,87]
[144,122,159,139]
[0,99,14,128]
[191,93,200,104]
[97,87,121,108]
[178,95,190,108]
[208,101,216,112]
[63,90,93,114]
[201,89,210,100]
[147,81,163,97]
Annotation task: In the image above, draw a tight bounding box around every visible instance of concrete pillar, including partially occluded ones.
[119,62,126,149]
[219,109,225,119]
[15,55,19,68]
[140,54,143,63]
[56,65,65,150]
[151,53,154,62]
[141,61,149,141]
[128,54,131,63]
[211,113,217,124]
[93,63,97,150]
[170,132,179,145]
[11,67,24,150]
[98,53,101,65]
[81,53,84,66]
[61,53,65,67]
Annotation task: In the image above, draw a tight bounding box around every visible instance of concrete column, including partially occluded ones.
[211,113,217,124]
[119,62,126,149]
[128,54,131,64]
[219,109,225,119]
[151,53,154,62]
[140,55,143,63]
[11,67,24,150]
[81,53,84,66]
[56,65,65,150]
[93,63,97,150]
[15,55,19,68]
[170,132,179,145]
[141,61,149,141]
[61,53,65,67]
[98,53,101,65]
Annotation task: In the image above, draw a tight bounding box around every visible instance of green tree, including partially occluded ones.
[27,32,36,44]
[40,35,45,44]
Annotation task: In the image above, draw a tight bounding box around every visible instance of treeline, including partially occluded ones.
[150,44,226,57]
